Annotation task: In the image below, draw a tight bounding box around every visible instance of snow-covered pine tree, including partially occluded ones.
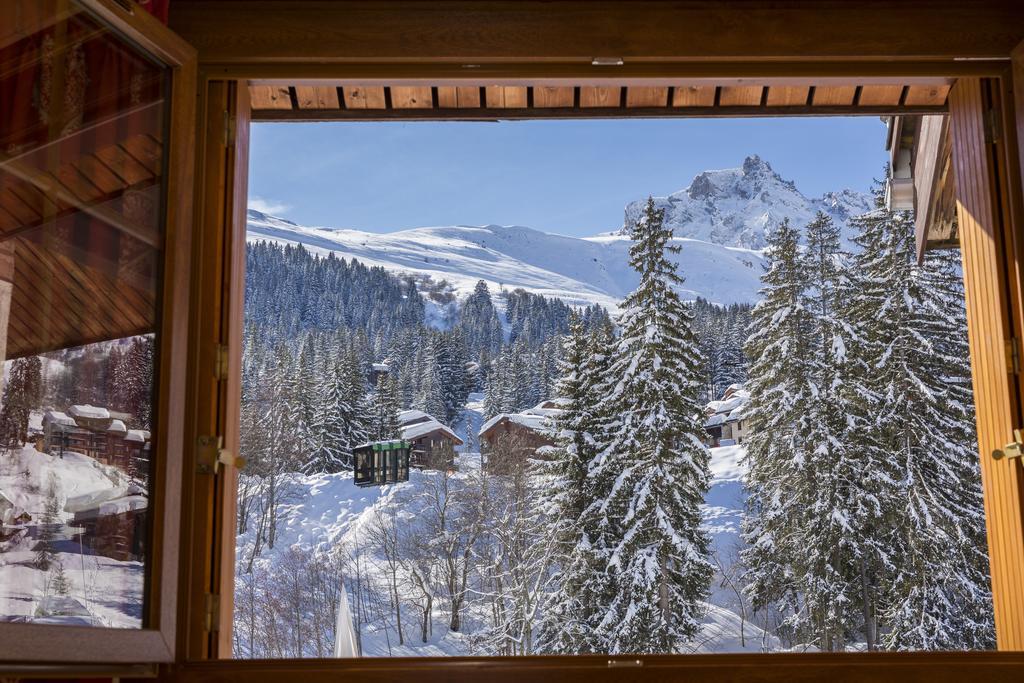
[537,314,615,654]
[796,210,868,650]
[372,373,402,441]
[740,218,818,645]
[413,338,449,423]
[852,208,994,650]
[589,196,713,654]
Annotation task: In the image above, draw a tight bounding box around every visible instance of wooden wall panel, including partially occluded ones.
[949,77,1024,651]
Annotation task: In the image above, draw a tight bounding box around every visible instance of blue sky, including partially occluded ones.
[248,117,888,237]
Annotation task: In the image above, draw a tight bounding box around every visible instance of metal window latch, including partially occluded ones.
[993,429,1024,461]
[197,435,247,474]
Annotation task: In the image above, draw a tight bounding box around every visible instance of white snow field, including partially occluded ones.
[0,443,145,628]
[235,445,773,656]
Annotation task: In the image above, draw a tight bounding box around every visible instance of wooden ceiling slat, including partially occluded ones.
[626,86,669,108]
[51,165,102,204]
[294,86,340,110]
[342,86,386,109]
[390,86,433,109]
[120,135,163,177]
[579,86,621,108]
[672,86,716,107]
[249,85,293,110]
[858,84,904,106]
[484,86,528,108]
[75,154,125,196]
[720,86,763,106]
[766,85,810,106]
[0,185,42,226]
[904,84,951,106]
[813,85,858,106]
[533,86,574,108]
[437,86,481,109]
[93,144,152,187]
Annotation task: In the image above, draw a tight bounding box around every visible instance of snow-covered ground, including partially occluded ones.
[0,444,144,628]
[248,211,767,310]
[235,444,771,655]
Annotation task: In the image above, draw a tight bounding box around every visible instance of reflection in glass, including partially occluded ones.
[0,4,167,628]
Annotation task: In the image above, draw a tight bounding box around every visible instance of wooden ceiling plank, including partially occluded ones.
[93,145,152,187]
[813,85,858,105]
[626,86,669,108]
[858,84,904,106]
[672,85,716,107]
[119,134,163,177]
[720,85,764,106]
[533,86,574,108]
[294,85,340,110]
[438,86,481,108]
[485,85,528,108]
[248,85,293,110]
[390,86,433,109]
[765,85,810,106]
[342,86,387,110]
[904,84,952,106]
[579,86,621,108]
[75,154,125,196]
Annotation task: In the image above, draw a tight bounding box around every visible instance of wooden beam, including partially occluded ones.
[905,83,952,106]
[948,76,1024,651]
[437,86,481,108]
[248,85,292,110]
[168,1,1024,66]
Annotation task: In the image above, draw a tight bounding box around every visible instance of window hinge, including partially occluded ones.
[984,107,1002,144]
[223,111,235,148]
[1006,338,1020,375]
[993,429,1024,461]
[215,343,229,380]
[197,434,247,475]
[205,593,220,633]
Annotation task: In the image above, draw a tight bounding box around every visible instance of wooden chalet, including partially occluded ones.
[398,412,463,469]
[478,402,562,472]
[3,1,1024,680]
[41,405,151,476]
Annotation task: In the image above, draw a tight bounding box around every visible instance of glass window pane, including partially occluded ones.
[0,4,168,629]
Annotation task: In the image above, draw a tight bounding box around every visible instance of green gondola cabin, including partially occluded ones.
[353,440,412,487]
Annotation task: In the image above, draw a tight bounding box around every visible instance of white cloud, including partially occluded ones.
[248,196,292,215]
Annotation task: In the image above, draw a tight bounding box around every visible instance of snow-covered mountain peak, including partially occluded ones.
[624,156,871,249]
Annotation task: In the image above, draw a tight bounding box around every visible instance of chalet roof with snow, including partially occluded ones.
[125,429,149,443]
[107,419,127,433]
[397,409,435,427]
[479,411,556,439]
[400,419,463,445]
[704,386,751,428]
[43,410,76,427]
[372,363,390,372]
[69,405,110,420]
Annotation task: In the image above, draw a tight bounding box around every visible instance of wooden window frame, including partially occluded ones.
[0,0,197,670]
[110,3,1024,681]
